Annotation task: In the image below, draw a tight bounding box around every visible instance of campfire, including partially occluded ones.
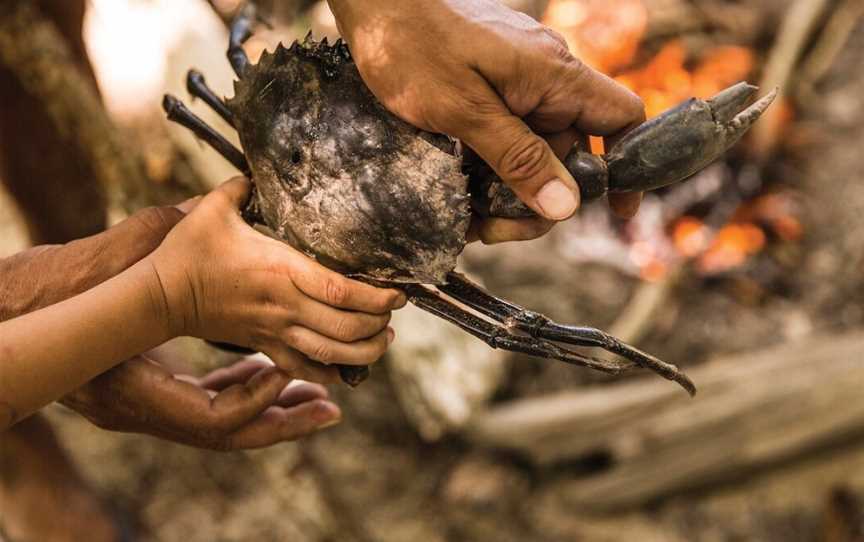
[542,0,801,281]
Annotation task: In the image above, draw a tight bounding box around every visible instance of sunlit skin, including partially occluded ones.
[328,0,647,244]
[0,178,405,432]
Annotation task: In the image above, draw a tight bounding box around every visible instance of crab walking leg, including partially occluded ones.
[162,93,262,224]
[162,94,250,175]
[228,4,256,78]
[186,69,235,127]
[439,272,696,394]
[402,284,636,375]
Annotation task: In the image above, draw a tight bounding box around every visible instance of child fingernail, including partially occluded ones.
[386,327,396,345]
[317,417,341,430]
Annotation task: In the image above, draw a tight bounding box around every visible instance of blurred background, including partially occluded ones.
[1,0,863,540]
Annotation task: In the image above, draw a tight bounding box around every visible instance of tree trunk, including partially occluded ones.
[0,0,107,244]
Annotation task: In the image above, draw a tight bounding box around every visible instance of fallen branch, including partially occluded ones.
[467,330,864,510]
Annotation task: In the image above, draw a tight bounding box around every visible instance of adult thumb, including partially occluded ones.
[457,98,581,220]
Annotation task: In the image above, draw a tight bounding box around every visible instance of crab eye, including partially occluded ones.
[290,150,302,164]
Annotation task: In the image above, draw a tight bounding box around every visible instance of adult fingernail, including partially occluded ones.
[386,327,396,345]
[536,179,579,220]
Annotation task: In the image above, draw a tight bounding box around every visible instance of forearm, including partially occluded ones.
[0,206,183,321]
[0,259,172,426]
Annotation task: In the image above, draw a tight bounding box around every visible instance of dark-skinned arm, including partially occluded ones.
[0,205,184,321]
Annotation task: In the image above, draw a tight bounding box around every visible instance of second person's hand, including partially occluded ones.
[145,178,407,383]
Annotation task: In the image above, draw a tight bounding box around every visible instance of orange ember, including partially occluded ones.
[672,216,710,258]
[668,192,802,276]
[673,216,767,274]
[628,240,668,282]
[543,1,755,119]
[615,41,755,118]
[697,223,765,274]
[736,192,804,242]
[542,0,647,74]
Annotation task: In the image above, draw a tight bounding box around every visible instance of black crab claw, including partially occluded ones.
[470,82,778,218]
[606,82,779,193]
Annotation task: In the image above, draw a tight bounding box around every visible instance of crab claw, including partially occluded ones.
[468,82,778,219]
[606,82,779,193]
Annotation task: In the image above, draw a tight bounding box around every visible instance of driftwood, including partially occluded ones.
[467,330,864,510]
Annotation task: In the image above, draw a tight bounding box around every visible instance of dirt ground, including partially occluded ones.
[0,7,861,542]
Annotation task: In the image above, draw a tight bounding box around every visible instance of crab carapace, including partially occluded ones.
[162,5,777,394]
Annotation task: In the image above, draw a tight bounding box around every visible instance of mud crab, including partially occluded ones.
[162,6,777,394]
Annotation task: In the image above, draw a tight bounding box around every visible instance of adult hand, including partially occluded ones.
[146,178,406,384]
[328,0,646,243]
[61,356,340,450]
[0,204,185,322]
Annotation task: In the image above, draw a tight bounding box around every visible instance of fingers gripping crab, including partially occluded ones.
[163,5,777,394]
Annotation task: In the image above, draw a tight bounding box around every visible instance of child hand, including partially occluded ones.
[146,178,406,383]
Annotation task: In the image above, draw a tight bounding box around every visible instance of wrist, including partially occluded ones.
[138,254,188,341]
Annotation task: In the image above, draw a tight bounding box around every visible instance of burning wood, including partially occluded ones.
[681,191,803,275]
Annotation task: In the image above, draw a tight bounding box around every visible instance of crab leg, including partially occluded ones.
[186,69,235,127]
[403,284,637,376]
[162,94,250,175]
[438,272,695,394]
[228,4,257,78]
